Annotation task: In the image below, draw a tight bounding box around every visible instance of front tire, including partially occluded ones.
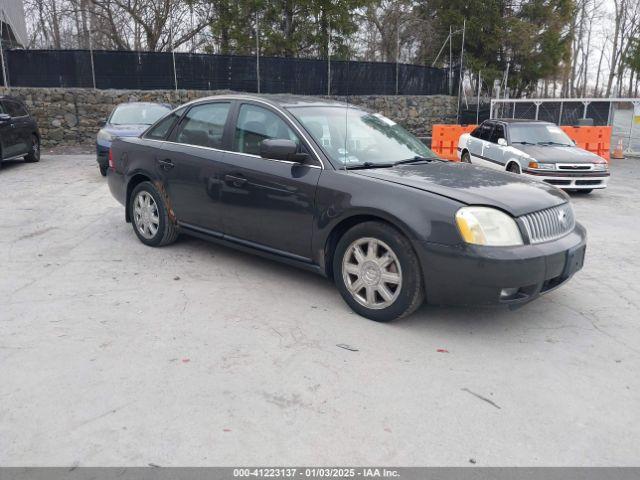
[333,221,424,322]
[507,162,520,173]
[24,135,40,163]
[99,165,108,177]
[129,181,179,247]
[461,151,471,163]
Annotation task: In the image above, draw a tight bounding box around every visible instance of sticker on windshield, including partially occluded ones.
[373,113,396,126]
[546,126,563,134]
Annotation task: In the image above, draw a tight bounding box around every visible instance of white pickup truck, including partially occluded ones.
[457,119,610,193]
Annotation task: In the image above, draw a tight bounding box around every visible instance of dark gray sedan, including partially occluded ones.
[107,95,586,321]
[458,119,610,193]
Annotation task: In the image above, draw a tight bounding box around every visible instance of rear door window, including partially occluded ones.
[174,102,231,149]
[489,124,505,144]
[2,100,27,117]
[145,108,185,140]
[478,122,494,141]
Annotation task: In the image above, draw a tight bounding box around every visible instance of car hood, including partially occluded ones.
[514,144,603,163]
[351,161,568,217]
[104,124,150,137]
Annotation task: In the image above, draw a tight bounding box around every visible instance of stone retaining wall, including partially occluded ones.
[0,87,457,147]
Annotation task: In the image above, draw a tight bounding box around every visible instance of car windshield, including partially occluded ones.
[109,103,171,125]
[510,124,573,146]
[287,106,438,167]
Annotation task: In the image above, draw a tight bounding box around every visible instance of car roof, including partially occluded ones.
[186,93,349,109]
[490,119,553,125]
[115,101,172,108]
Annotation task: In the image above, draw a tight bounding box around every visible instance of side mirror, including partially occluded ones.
[260,139,308,163]
[0,113,12,124]
[497,138,508,147]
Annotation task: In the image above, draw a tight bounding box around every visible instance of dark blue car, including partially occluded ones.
[96,102,171,176]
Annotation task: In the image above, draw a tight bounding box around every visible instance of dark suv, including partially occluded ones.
[0,96,40,168]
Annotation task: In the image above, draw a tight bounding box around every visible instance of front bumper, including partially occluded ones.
[417,222,587,307]
[525,170,609,190]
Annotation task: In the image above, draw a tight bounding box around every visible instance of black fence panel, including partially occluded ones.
[514,102,537,119]
[2,49,453,96]
[559,102,583,125]
[93,51,175,90]
[6,49,93,88]
[586,102,611,126]
[537,102,562,123]
[399,63,451,95]
[460,103,491,124]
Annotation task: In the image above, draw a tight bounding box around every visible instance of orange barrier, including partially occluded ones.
[430,125,476,161]
[560,126,611,161]
[431,124,613,162]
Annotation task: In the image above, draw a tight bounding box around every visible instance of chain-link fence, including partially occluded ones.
[491,98,640,157]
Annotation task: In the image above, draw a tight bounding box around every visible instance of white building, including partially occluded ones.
[0,0,27,48]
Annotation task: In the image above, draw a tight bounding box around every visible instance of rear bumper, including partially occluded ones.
[107,168,126,207]
[96,143,110,167]
[525,170,609,190]
[417,222,587,306]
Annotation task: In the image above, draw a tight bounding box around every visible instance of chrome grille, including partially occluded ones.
[520,203,575,244]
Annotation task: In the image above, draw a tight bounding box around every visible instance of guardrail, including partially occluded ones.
[431,125,612,162]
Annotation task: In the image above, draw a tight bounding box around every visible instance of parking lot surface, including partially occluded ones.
[1,155,639,466]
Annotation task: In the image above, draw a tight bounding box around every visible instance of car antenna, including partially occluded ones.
[344,34,350,174]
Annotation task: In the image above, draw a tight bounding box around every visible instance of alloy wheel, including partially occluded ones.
[33,136,40,159]
[341,237,402,310]
[133,191,160,239]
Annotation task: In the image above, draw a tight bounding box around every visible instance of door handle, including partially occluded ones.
[157,158,175,170]
[225,174,247,187]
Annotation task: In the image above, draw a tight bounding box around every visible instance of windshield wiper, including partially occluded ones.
[394,155,439,166]
[538,141,571,146]
[342,161,394,170]
[512,141,536,145]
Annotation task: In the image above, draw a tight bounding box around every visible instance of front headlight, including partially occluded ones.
[528,161,555,170]
[592,162,609,171]
[455,206,524,246]
[97,129,114,143]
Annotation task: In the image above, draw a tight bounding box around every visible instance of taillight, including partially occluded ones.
[108,149,114,169]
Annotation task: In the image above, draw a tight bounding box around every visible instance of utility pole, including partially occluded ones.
[449,25,453,95]
[0,9,7,90]
[456,19,466,123]
[89,33,97,89]
[395,26,400,95]
[327,16,331,96]
[256,10,260,94]
[170,12,178,91]
[476,71,481,124]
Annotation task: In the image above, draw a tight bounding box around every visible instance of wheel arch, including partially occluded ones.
[506,159,522,173]
[125,173,152,223]
[323,213,417,281]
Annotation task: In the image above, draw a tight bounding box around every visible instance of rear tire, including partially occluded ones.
[333,221,424,322]
[128,181,179,247]
[461,151,471,163]
[24,135,40,163]
[99,165,108,177]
